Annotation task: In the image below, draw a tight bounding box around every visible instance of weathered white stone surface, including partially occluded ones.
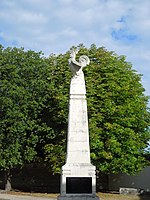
[119,188,141,195]
[58,50,99,200]
[66,50,90,165]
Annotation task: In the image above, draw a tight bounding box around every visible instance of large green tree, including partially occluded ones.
[85,44,150,174]
[0,45,53,190]
[43,44,150,175]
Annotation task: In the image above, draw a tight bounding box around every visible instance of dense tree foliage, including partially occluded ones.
[84,45,150,174]
[0,44,150,185]
[0,45,53,189]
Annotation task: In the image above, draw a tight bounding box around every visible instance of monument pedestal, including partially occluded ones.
[58,51,99,200]
[58,163,99,200]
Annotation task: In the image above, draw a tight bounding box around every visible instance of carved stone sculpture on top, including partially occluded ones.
[69,49,90,77]
[68,50,90,97]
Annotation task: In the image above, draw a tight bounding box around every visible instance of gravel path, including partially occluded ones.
[0,193,56,200]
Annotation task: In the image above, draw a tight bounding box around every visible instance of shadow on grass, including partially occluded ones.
[139,195,150,200]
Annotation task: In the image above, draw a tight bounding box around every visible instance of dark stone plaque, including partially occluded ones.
[66,177,92,194]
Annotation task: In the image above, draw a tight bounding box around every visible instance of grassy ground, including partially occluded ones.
[5,191,150,200]
[97,192,149,200]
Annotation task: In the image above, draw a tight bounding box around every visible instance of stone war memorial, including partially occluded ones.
[58,50,99,200]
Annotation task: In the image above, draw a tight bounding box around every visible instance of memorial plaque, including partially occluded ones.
[66,177,92,194]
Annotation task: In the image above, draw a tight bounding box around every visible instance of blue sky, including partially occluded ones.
[0,0,150,105]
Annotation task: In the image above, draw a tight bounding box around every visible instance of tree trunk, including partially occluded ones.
[5,169,12,191]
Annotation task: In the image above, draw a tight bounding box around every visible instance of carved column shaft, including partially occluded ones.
[66,64,90,164]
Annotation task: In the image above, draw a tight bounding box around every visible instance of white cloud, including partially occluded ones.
[0,0,150,102]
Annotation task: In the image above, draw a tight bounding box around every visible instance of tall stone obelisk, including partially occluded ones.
[58,50,99,200]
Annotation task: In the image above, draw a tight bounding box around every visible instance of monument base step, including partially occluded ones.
[58,195,100,200]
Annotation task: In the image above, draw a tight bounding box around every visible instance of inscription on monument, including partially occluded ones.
[66,177,92,194]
